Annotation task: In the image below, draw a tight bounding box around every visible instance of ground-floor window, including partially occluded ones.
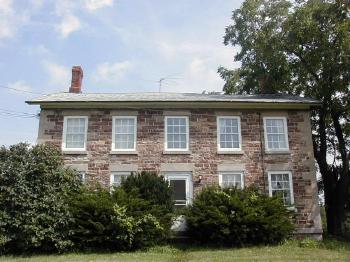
[110,172,131,188]
[219,172,244,189]
[77,171,86,183]
[267,171,294,205]
[164,173,193,209]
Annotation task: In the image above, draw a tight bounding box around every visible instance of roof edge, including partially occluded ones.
[26,100,321,110]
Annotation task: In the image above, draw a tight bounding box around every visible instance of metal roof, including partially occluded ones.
[26,92,320,105]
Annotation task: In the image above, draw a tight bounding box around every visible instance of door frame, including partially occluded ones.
[164,172,193,206]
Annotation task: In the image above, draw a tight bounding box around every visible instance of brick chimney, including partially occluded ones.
[69,66,83,93]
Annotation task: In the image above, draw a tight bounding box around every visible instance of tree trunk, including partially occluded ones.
[325,176,349,236]
[317,107,350,236]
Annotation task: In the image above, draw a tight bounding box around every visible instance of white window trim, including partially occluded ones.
[164,116,189,151]
[164,173,193,206]
[263,116,289,152]
[267,171,294,205]
[217,116,242,152]
[62,116,88,151]
[111,116,137,152]
[77,172,86,183]
[110,172,131,188]
[218,171,245,189]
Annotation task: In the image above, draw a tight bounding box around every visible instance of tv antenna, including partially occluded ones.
[157,75,181,92]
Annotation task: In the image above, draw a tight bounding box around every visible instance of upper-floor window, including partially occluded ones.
[112,116,137,151]
[110,172,131,188]
[165,116,189,151]
[62,116,88,151]
[268,171,294,205]
[219,172,244,189]
[217,116,242,151]
[263,117,289,151]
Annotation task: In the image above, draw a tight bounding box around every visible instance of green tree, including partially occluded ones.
[219,0,350,236]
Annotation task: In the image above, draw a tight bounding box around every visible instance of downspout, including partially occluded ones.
[258,112,267,193]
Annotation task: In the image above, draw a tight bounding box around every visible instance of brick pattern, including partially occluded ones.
[38,108,321,234]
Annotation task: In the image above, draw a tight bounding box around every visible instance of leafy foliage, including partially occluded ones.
[185,187,294,246]
[112,172,174,232]
[0,143,80,253]
[68,186,129,250]
[220,0,350,235]
[69,185,165,251]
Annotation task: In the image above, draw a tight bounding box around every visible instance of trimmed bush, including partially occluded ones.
[68,186,124,250]
[185,186,294,246]
[69,185,165,251]
[0,143,80,253]
[113,172,174,232]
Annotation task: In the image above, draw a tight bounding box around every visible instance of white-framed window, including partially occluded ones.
[263,117,289,151]
[112,116,137,151]
[164,116,189,151]
[77,172,86,183]
[268,171,294,205]
[164,173,193,209]
[62,116,88,151]
[217,116,242,151]
[110,172,131,188]
[219,172,244,189]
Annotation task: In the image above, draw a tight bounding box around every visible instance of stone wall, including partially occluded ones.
[37,108,322,238]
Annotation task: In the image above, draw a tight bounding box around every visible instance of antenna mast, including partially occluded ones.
[158,77,165,92]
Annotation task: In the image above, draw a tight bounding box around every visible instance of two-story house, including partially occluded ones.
[27,66,323,239]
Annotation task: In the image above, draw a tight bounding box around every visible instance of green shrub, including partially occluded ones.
[133,213,165,248]
[185,186,294,246]
[69,185,165,251]
[113,172,174,232]
[298,238,319,248]
[68,186,123,250]
[0,143,81,253]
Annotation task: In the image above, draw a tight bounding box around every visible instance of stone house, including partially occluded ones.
[27,66,323,239]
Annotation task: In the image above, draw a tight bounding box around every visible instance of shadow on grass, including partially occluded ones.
[2,236,350,259]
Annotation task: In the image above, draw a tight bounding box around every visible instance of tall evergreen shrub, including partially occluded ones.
[0,143,80,253]
[113,171,174,232]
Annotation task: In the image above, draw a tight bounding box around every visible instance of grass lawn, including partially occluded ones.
[1,239,349,262]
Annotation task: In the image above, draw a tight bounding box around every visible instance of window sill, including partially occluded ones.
[265,150,290,155]
[287,206,297,212]
[110,151,138,155]
[62,150,88,155]
[217,150,244,155]
[163,150,192,155]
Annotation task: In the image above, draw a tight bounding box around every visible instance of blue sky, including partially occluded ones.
[0,0,242,146]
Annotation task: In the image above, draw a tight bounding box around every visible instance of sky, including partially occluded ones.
[0,0,242,146]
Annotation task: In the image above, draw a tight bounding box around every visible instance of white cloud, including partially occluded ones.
[56,14,81,38]
[54,1,82,38]
[7,80,32,96]
[156,41,207,60]
[153,38,238,93]
[24,44,51,56]
[85,0,114,11]
[53,0,115,38]
[94,61,133,82]
[30,0,44,10]
[180,57,224,93]
[0,0,28,39]
[42,61,70,89]
[54,0,76,16]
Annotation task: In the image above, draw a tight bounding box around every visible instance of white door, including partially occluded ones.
[165,173,193,209]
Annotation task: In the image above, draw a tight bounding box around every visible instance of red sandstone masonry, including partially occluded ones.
[37,108,322,236]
